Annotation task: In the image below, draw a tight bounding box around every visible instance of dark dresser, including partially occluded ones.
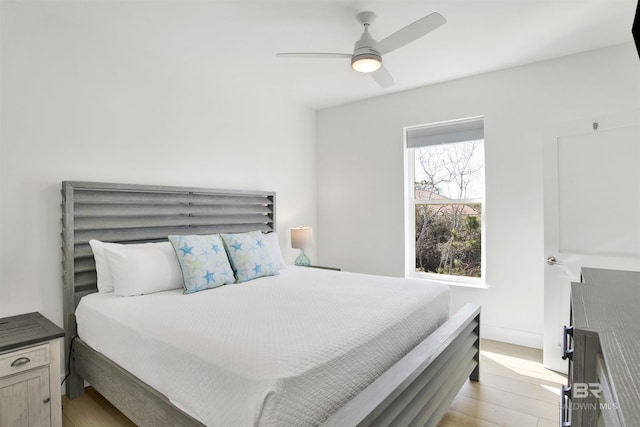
[561,268,640,427]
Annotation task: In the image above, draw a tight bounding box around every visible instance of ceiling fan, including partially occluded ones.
[276,11,446,88]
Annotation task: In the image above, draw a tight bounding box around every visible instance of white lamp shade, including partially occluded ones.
[291,227,313,249]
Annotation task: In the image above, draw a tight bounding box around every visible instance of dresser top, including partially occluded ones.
[573,267,640,427]
[598,329,640,427]
[572,279,640,332]
[0,312,65,353]
[581,267,640,288]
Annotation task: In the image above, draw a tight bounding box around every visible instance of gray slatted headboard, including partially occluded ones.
[60,181,275,337]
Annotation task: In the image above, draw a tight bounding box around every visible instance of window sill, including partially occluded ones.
[408,273,488,289]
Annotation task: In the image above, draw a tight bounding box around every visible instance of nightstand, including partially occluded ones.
[0,312,65,427]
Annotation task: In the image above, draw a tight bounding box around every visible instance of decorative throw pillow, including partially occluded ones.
[220,230,280,283]
[263,231,287,270]
[168,234,235,294]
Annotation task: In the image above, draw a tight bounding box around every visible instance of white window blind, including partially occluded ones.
[407,117,484,149]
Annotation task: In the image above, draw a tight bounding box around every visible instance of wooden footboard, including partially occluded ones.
[67,304,480,427]
[321,303,480,427]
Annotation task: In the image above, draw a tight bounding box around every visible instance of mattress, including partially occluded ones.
[75,266,450,426]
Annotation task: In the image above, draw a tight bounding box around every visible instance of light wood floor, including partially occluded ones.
[61,339,566,427]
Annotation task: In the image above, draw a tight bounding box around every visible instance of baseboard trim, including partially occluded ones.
[481,324,543,349]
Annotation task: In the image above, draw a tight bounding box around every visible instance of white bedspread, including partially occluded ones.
[76,266,449,426]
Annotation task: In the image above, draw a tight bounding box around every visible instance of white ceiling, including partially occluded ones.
[39,0,638,110]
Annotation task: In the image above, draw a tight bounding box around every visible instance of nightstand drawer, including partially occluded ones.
[0,343,50,377]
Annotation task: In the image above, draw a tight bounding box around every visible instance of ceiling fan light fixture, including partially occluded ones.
[351,53,382,73]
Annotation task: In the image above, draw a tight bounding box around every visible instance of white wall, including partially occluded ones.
[2,2,638,360]
[0,3,317,331]
[317,43,640,348]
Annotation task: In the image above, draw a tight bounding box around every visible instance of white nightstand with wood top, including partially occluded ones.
[0,312,65,427]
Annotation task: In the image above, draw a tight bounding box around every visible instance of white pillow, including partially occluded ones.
[102,241,184,297]
[263,231,287,270]
[89,240,116,293]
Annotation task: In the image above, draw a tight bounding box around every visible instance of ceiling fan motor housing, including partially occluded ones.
[351,24,382,72]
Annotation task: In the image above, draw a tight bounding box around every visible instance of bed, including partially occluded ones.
[61,181,480,427]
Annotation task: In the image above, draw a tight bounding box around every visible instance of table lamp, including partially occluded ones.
[291,226,313,266]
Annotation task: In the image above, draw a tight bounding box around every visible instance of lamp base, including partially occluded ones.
[295,249,311,266]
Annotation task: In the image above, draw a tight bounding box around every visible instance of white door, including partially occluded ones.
[542,110,640,373]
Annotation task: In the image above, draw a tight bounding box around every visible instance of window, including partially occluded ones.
[405,117,485,284]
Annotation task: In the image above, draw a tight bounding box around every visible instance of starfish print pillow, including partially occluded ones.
[168,234,235,294]
[220,230,280,283]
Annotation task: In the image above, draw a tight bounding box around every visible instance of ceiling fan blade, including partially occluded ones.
[373,12,446,56]
[276,53,351,59]
[371,66,394,88]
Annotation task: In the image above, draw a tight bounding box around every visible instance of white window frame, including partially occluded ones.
[404,117,487,288]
